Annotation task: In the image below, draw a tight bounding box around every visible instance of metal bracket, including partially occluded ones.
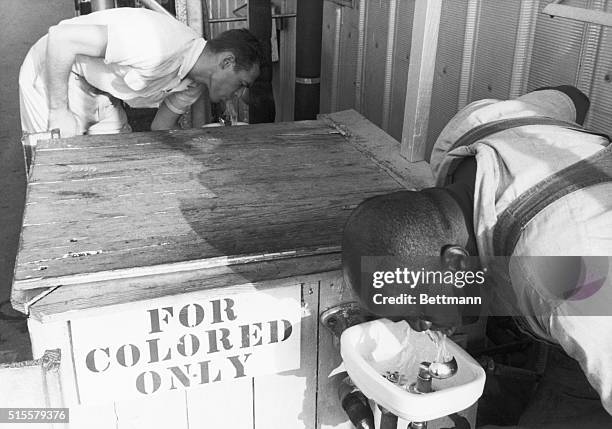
[319,301,373,339]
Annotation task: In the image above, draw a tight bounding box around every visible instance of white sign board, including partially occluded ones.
[70,284,302,404]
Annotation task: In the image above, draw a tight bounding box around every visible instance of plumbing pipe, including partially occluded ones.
[91,0,116,11]
[379,407,399,429]
[338,375,375,429]
[294,0,324,120]
[248,0,275,123]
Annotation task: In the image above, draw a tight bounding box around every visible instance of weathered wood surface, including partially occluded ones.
[253,281,319,429]
[14,117,406,292]
[28,255,341,322]
[320,111,434,189]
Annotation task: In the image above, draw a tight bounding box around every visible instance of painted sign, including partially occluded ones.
[70,284,302,404]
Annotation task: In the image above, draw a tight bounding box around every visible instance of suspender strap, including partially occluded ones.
[442,116,610,185]
[443,115,611,256]
[493,144,612,256]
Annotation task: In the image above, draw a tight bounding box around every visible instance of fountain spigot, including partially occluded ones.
[416,362,433,393]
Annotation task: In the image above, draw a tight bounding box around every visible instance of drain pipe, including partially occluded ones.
[248,0,276,123]
[294,0,324,120]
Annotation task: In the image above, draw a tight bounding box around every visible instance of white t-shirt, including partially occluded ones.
[32,7,206,113]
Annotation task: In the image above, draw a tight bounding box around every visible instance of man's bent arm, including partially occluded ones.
[45,24,108,135]
[151,102,181,131]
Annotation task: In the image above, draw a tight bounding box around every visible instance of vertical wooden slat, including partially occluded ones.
[458,0,481,109]
[316,272,355,429]
[320,1,339,114]
[187,379,254,428]
[469,0,521,101]
[381,0,399,132]
[337,3,360,112]
[426,0,469,159]
[361,0,389,128]
[576,0,606,98]
[400,0,443,162]
[253,282,319,429]
[585,0,612,134]
[27,318,119,429]
[114,392,188,429]
[278,0,297,121]
[354,0,367,112]
[509,0,539,98]
[331,6,343,112]
[387,0,416,142]
[526,0,587,92]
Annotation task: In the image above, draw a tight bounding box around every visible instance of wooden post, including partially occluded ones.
[400,0,443,162]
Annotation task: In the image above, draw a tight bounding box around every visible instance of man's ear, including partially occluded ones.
[221,53,236,69]
[440,245,470,271]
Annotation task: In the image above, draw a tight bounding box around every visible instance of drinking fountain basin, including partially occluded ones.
[340,318,486,422]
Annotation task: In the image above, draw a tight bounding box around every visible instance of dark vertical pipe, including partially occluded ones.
[248,0,276,123]
[294,0,324,120]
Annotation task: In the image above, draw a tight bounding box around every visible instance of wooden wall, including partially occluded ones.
[320,0,612,161]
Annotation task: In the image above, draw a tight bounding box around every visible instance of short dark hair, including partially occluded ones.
[206,28,265,71]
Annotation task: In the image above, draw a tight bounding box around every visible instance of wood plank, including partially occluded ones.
[33,121,325,150]
[22,186,387,227]
[400,0,443,162]
[278,0,297,121]
[320,110,434,189]
[17,187,383,259]
[27,319,119,429]
[28,254,341,321]
[186,378,254,429]
[317,271,355,429]
[114,391,188,429]
[16,217,344,284]
[29,132,346,171]
[253,281,321,429]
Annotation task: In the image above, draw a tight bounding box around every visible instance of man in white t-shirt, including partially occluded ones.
[19,7,263,137]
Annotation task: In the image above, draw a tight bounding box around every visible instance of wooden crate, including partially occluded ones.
[10,110,436,428]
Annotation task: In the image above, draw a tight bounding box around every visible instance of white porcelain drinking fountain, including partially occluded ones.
[339,317,486,427]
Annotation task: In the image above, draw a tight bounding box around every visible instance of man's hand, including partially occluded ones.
[48,108,80,138]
